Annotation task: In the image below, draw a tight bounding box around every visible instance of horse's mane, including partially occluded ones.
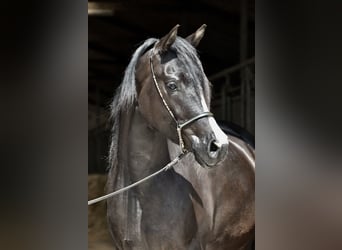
[108,38,157,170]
[108,36,208,170]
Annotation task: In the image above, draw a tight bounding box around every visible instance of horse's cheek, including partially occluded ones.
[138,89,155,125]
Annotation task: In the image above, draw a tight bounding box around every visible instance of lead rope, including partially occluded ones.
[88,152,187,205]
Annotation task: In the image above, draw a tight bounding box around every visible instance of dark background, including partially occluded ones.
[88,0,255,173]
[0,0,342,249]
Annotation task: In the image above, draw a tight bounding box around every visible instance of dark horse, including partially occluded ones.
[106,25,255,250]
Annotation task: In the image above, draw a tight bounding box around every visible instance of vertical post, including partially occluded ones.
[227,93,232,122]
[240,0,248,127]
[225,75,231,121]
[246,66,251,132]
[240,72,246,127]
[221,81,227,121]
[240,0,248,62]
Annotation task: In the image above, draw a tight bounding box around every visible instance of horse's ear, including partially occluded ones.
[155,24,180,52]
[186,24,207,47]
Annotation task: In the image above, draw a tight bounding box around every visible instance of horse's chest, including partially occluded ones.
[175,166,254,248]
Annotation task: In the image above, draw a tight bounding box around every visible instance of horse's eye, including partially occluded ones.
[166,82,177,91]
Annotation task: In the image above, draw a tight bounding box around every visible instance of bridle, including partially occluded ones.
[88,46,214,206]
[149,47,213,153]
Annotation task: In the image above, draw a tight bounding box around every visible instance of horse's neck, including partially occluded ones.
[112,106,171,245]
[120,106,170,182]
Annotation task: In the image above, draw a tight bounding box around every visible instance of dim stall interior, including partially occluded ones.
[88,0,255,173]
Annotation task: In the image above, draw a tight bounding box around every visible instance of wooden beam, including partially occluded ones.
[88,2,122,16]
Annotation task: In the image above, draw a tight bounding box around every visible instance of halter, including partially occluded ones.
[149,48,213,153]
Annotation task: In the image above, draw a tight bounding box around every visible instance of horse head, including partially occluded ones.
[136,25,228,168]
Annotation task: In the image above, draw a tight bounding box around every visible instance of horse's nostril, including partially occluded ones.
[209,140,220,153]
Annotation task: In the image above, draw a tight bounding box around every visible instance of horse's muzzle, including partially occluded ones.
[190,130,229,168]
